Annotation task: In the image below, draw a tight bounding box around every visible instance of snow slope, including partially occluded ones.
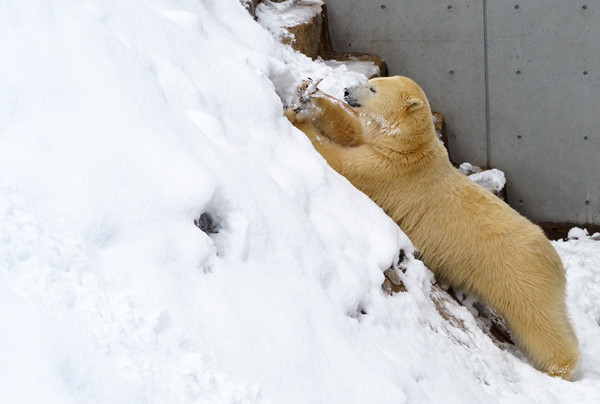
[0,0,599,403]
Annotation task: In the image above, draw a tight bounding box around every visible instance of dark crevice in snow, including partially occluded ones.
[194,212,220,235]
[349,302,368,322]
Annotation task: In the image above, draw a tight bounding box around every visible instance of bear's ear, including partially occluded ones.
[404,96,424,112]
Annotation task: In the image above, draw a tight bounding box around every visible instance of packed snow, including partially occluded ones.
[257,0,324,33]
[0,0,599,403]
[459,163,507,194]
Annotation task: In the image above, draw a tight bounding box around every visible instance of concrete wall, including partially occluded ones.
[326,0,599,224]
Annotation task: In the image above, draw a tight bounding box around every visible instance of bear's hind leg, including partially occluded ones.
[504,298,579,380]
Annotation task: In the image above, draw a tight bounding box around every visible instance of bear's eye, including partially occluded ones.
[369,86,376,93]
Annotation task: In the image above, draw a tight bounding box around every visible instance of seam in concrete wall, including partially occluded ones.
[483,0,491,168]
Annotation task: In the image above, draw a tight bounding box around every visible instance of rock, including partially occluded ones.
[432,112,448,150]
[382,268,406,294]
[431,284,514,349]
[241,0,261,18]
[282,9,322,59]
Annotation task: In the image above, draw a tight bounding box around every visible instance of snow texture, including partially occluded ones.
[459,163,507,194]
[0,1,599,403]
[257,0,323,33]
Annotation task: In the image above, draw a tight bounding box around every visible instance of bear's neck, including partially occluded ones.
[375,136,444,166]
[365,119,444,166]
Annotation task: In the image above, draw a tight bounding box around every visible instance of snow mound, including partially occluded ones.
[0,0,599,403]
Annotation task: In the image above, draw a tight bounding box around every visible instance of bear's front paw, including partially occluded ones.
[284,106,298,123]
[284,105,310,125]
[296,77,323,105]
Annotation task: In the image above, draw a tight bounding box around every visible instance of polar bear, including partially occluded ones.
[285,76,580,380]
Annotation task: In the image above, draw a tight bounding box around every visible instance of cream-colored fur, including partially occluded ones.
[285,76,580,380]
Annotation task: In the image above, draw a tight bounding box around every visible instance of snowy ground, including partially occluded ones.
[1,1,599,403]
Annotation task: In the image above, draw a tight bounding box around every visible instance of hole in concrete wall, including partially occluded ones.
[514,5,520,10]
[380,4,386,10]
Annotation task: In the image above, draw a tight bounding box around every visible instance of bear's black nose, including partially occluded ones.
[344,88,349,97]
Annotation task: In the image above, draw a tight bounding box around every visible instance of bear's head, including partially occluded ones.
[344,76,436,153]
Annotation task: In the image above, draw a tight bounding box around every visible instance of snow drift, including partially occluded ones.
[0,1,599,403]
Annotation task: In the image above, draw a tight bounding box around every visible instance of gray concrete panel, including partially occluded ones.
[326,0,488,166]
[487,2,600,223]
